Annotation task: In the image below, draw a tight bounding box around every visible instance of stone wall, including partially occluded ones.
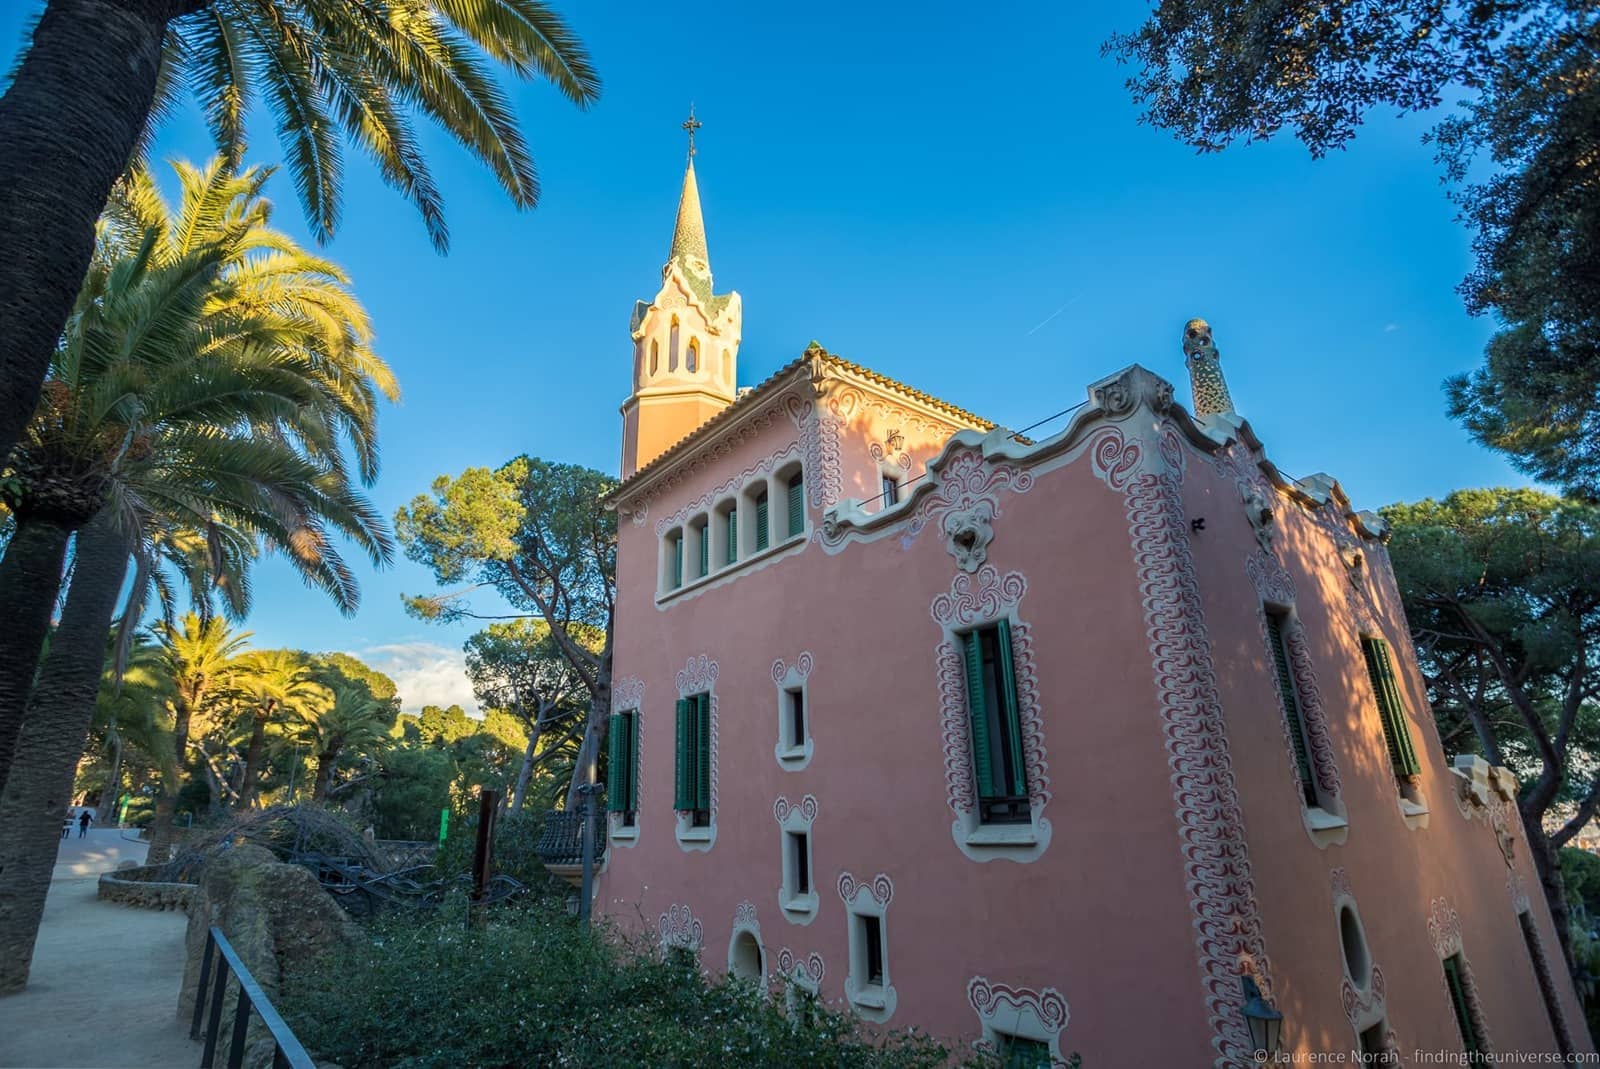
[98,865,197,912]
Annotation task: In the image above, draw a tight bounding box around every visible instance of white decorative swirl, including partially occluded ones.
[837,871,893,908]
[773,795,818,826]
[653,445,802,537]
[930,566,1028,628]
[771,650,815,686]
[658,903,704,951]
[967,977,1069,1035]
[611,676,644,713]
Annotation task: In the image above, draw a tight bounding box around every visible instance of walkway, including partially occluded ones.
[0,828,198,1068]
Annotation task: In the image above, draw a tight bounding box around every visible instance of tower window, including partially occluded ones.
[669,318,680,371]
[686,338,698,372]
[787,473,805,537]
[650,340,659,375]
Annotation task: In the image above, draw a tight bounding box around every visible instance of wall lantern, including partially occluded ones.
[1241,975,1284,1057]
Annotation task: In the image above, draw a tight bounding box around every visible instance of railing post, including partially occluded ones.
[201,952,229,1068]
[226,985,252,1069]
[190,929,216,1040]
[576,782,602,931]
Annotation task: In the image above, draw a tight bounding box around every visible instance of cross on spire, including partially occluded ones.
[682,104,702,159]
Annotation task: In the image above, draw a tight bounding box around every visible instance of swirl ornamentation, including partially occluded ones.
[967,977,1069,1035]
[1093,421,1271,1068]
[771,650,815,686]
[658,903,704,951]
[837,871,893,908]
[773,795,818,826]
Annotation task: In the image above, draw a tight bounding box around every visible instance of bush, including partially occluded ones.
[433,805,566,901]
[284,906,947,1069]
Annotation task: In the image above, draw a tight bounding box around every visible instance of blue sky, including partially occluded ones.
[2,2,1526,712]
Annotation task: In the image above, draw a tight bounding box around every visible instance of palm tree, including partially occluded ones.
[91,635,176,825]
[0,0,599,467]
[297,675,395,803]
[145,614,249,859]
[0,160,395,994]
[0,158,395,792]
[234,649,327,810]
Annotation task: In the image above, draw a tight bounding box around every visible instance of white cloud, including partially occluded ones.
[354,641,479,715]
[1383,323,1400,333]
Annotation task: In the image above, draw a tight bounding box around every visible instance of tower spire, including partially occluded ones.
[668,106,710,275]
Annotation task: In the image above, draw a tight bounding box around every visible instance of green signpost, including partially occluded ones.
[438,808,449,844]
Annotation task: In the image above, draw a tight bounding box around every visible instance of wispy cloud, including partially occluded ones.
[355,641,479,715]
[1383,323,1400,333]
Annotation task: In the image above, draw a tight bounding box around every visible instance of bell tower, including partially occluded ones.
[620,108,743,478]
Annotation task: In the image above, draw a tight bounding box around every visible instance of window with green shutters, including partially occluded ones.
[1266,609,1319,808]
[726,510,738,565]
[1360,636,1422,779]
[696,523,709,579]
[1442,954,1483,1055]
[606,711,639,822]
[674,693,712,822]
[787,474,804,537]
[670,533,683,589]
[963,621,1029,824]
[755,490,770,551]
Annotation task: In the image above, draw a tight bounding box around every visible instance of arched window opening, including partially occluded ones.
[1340,906,1371,988]
[721,350,731,383]
[730,931,762,982]
[650,340,659,375]
[669,318,680,371]
[686,338,699,372]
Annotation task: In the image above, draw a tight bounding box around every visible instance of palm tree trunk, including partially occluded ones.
[236,712,268,810]
[144,694,194,865]
[312,744,341,802]
[0,515,72,794]
[0,507,130,993]
[97,727,124,824]
[0,0,204,465]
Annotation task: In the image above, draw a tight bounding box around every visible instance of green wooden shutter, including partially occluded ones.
[1266,612,1318,806]
[672,537,683,588]
[995,619,1027,798]
[963,631,996,799]
[674,698,691,810]
[727,512,737,564]
[788,478,804,537]
[1443,955,1481,1054]
[606,713,625,812]
[1362,637,1422,777]
[694,693,712,811]
[756,496,770,551]
[625,713,639,813]
[698,527,708,577]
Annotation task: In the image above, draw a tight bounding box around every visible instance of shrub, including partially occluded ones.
[433,805,566,902]
[284,906,947,1068]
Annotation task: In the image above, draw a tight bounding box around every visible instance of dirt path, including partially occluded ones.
[0,829,198,1068]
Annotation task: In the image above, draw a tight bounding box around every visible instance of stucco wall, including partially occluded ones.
[602,364,1588,1065]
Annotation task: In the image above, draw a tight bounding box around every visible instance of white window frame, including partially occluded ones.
[839,872,896,1022]
[772,652,815,771]
[774,795,818,924]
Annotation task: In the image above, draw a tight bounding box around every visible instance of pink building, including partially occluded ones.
[593,154,1590,1066]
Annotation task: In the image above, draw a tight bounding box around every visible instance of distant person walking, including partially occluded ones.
[61,815,72,840]
[77,810,92,838]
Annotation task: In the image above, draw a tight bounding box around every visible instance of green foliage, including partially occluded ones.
[285,909,947,1069]
[139,0,601,250]
[1563,848,1600,915]
[1106,3,1600,493]
[370,745,456,840]
[432,808,562,896]
[1382,488,1600,819]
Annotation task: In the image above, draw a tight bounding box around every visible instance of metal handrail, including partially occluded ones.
[189,926,315,1069]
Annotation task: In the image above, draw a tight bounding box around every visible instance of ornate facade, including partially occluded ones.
[595,155,1589,1066]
